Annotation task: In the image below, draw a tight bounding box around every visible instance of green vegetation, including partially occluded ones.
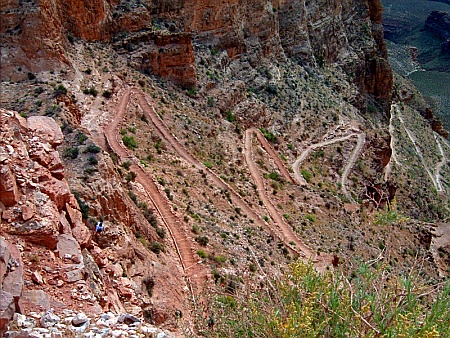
[259,128,278,143]
[204,161,213,169]
[301,169,313,183]
[53,84,67,97]
[150,241,165,254]
[195,236,209,246]
[200,260,450,337]
[121,161,131,170]
[83,87,98,97]
[45,104,61,116]
[77,132,88,144]
[122,135,138,150]
[226,111,236,122]
[197,250,208,259]
[375,200,408,226]
[305,214,315,222]
[73,191,89,219]
[214,255,227,264]
[85,144,101,153]
[62,147,79,159]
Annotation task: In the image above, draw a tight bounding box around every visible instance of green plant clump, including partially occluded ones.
[122,135,138,150]
[201,260,450,337]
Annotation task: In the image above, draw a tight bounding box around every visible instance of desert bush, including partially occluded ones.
[85,144,101,153]
[122,135,138,149]
[62,147,79,159]
[199,260,450,337]
[150,241,165,254]
[195,236,209,246]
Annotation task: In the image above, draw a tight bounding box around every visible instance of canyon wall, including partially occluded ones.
[1,0,392,111]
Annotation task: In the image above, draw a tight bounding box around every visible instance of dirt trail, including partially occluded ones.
[104,88,206,299]
[341,133,366,202]
[384,104,400,182]
[252,129,296,184]
[397,108,441,191]
[434,134,447,192]
[244,129,314,258]
[133,90,313,258]
[292,133,359,184]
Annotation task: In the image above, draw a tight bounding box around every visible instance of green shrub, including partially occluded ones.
[259,128,278,143]
[202,260,450,337]
[73,191,89,219]
[214,255,227,264]
[305,214,315,222]
[87,156,98,165]
[122,135,138,149]
[45,104,61,116]
[226,111,235,122]
[62,147,79,159]
[77,132,88,144]
[195,236,209,246]
[85,144,101,153]
[54,84,67,97]
[121,161,131,170]
[83,87,98,97]
[150,241,165,254]
[143,276,155,297]
[197,250,208,259]
[192,224,201,234]
[301,169,313,183]
[125,171,137,182]
[156,227,166,239]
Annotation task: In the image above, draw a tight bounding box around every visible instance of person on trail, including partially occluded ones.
[207,315,215,331]
[95,221,104,233]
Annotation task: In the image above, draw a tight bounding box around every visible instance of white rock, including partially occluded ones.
[97,312,117,328]
[139,326,158,335]
[111,329,127,337]
[40,310,60,328]
[72,312,89,326]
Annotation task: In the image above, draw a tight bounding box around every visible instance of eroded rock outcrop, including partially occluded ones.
[1,0,392,112]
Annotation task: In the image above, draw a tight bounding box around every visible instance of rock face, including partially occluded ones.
[0,109,86,249]
[425,11,450,41]
[424,11,450,57]
[121,31,197,88]
[1,0,392,112]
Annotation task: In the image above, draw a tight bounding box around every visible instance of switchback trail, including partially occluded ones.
[133,90,315,260]
[384,104,400,182]
[244,128,314,259]
[340,133,366,202]
[104,88,206,301]
[396,107,442,192]
[253,128,296,184]
[292,132,364,201]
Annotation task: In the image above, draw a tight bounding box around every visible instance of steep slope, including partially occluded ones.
[1,0,449,336]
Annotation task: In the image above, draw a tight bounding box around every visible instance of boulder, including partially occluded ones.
[27,116,64,147]
[0,164,19,207]
[31,271,44,285]
[57,234,82,263]
[0,290,15,336]
[40,309,60,328]
[18,290,51,313]
[71,312,89,326]
[1,240,23,301]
